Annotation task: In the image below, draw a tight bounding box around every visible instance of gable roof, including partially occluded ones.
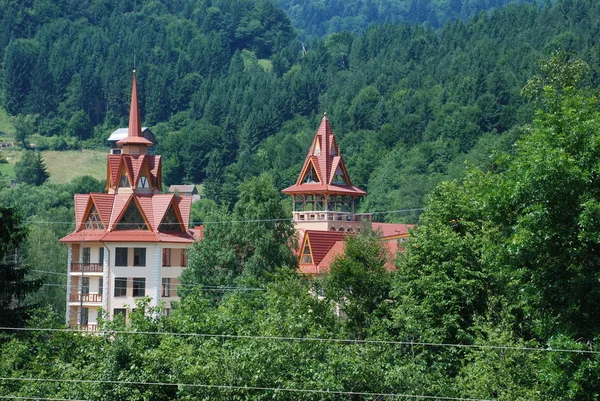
[60,192,195,244]
[282,115,366,196]
[106,154,162,192]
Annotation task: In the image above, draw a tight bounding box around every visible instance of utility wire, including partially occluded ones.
[0,397,93,401]
[1,327,597,355]
[23,207,425,226]
[0,377,494,401]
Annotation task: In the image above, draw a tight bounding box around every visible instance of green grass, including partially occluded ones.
[1,149,107,183]
[0,107,15,139]
[42,150,106,183]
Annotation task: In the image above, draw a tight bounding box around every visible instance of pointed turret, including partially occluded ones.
[282,114,370,233]
[107,72,162,195]
[117,70,153,153]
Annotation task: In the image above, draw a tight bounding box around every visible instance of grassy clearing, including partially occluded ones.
[42,150,106,183]
[0,108,15,139]
[1,148,106,183]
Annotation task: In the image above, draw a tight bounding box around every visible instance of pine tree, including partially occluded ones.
[0,206,41,329]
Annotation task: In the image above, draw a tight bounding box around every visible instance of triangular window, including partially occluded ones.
[119,173,131,188]
[313,139,321,156]
[84,205,104,230]
[300,239,313,264]
[330,139,338,156]
[302,163,320,184]
[115,201,149,230]
[137,175,149,189]
[159,205,183,232]
[332,166,348,185]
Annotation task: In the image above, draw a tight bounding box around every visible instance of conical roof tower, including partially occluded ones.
[282,114,370,233]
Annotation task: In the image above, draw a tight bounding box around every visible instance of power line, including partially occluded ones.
[1,327,597,355]
[0,397,93,401]
[0,377,494,401]
[23,207,425,226]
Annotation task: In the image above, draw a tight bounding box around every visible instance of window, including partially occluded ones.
[137,175,149,189]
[114,278,127,297]
[113,308,126,318]
[82,247,91,264]
[115,201,149,230]
[300,241,313,264]
[333,167,348,185]
[303,164,319,184]
[162,248,171,266]
[119,174,130,188]
[98,247,104,265]
[132,278,145,297]
[159,206,183,232]
[84,205,104,229]
[115,248,128,266]
[133,248,146,266]
[180,249,187,267]
[81,277,90,295]
[80,307,89,325]
[98,278,103,295]
[162,278,170,297]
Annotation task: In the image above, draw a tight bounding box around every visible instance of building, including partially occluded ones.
[107,127,155,155]
[168,184,202,203]
[282,115,412,274]
[60,72,199,331]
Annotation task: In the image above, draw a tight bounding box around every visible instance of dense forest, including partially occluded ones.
[2,0,598,223]
[275,0,536,40]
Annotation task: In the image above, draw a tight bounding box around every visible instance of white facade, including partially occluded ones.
[67,241,189,329]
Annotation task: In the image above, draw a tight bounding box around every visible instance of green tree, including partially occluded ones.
[324,230,392,339]
[180,173,296,300]
[14,151,50,186]
[0,206,41,328]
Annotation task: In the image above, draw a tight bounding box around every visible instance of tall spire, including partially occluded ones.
[129,70,142,138]
[117,70,153,149]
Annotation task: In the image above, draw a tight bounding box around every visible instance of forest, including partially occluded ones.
[1,0,600,399]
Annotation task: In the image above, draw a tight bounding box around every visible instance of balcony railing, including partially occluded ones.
[71,262,103,273]
[70,324,98,332]
[70,293,102,303]
[293,212,372,222]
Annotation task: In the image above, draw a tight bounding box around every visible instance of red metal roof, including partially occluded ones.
[74,194,90,228]
[371,223,414,239]
[282,115,366,197]
[118,71,153,147]
[61,191,195,243]
[302,230,348,267]
[90,193,115,227]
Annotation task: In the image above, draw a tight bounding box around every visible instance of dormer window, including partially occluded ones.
[119,174,130,188]
[333,167,348,185]
[137,175,149,189]
[303,164,319,184]
[313,140,321,156]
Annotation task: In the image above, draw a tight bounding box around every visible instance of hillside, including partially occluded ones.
[1,0,600,223]
[275,0,536,40]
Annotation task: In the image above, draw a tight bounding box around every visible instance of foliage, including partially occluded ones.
[324,230,392,339]
[180,173,297,300]
[14,151,49,186]
[0,206,41,329]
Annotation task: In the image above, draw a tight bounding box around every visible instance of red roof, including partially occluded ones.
[106,154,162,192]
[300,230,348,269]
[282,115,366,196]
[371,223,414,239]
[60,192,195,244]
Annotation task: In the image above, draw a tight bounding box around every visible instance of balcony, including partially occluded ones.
[69,293,102,303]
[71,263,103,273]
[294,211,371,222]
[70,324,98,332]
